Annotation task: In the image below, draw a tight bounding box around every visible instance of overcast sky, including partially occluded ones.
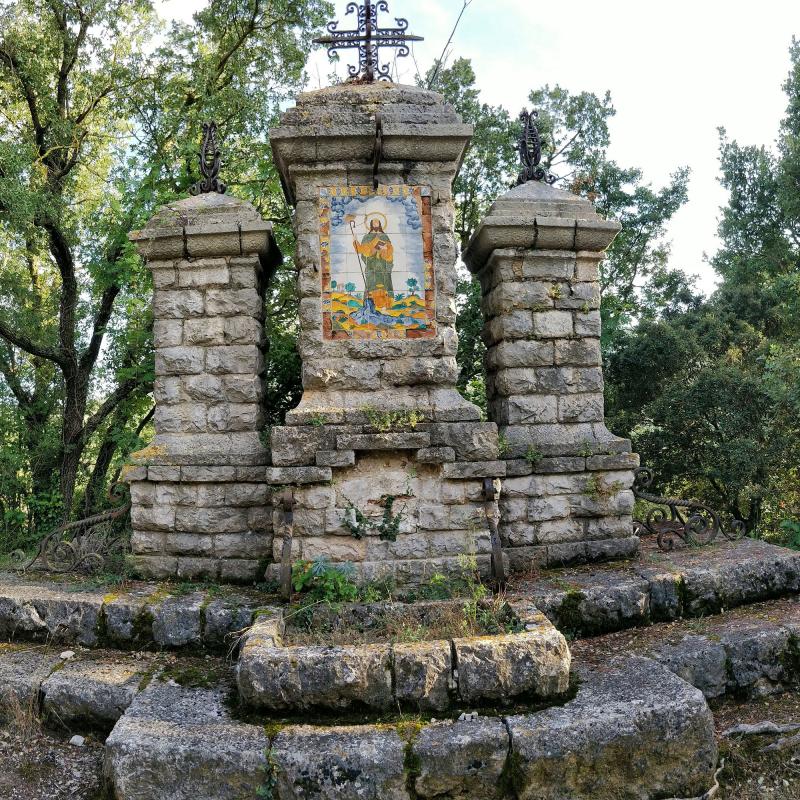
[162,0,799,294]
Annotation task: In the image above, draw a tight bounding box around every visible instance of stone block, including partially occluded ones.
[207,403,262,433]
[337,432,431,451]
[182,374,224,402]
[265,466,332,485]
[174,507,249,534]
[271,425,335,466]
[416,447,456,464]
[224,483,270,506]
[153,319,183,347]
[393,640,452,711]
[429,422,499,460]
[155,347,205,376]
[505,656,717,800]
[151,594,204,648]
[442,461,506,480]
[165,532,213,556]
[558,393,604,423]
[454,622,570,702]
[414,718,509,800]
[205,345,264,375]
[182,318,226,345]
[531,310,573,338]
[104,681,270,800]
[131,531,165,554]
[272,725,409,800]
[554,338,602,367]
[222,375,263,403]
[42,658,145,730]
[177,263,230,288]
[237,642,392,711]
[316,449,356,467]
[303,359,381,391]
[205,288,263,318]
[486,340,554,369]
[153,289,204,319]
[650,635,728,699]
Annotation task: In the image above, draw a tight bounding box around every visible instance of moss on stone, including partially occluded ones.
[555,589,587,638]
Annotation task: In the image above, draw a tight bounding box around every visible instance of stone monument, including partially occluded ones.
[265,82,506,586]
[463,111,639,570]
[123,124,282,581]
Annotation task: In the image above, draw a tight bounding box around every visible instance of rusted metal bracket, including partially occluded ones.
[372,112,383,189]
[483,477,506,587]
[278,488,297,601]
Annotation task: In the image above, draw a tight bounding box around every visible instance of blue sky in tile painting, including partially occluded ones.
[329,194,426,296]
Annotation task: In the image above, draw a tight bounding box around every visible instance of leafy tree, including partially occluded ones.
[0,0,330,532]
[606,39,800,536]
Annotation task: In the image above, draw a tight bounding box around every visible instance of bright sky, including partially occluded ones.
[161,0,800,294]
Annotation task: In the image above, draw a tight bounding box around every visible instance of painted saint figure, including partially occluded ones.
[353,217,394,297]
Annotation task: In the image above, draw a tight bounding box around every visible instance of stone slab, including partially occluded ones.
[570,595,800,701]
[505,656,717,800]
[0,575,260,651]
[512,537,800,638]
[272,725,409,800]
[41,653,154,730]
[0,643,61,717]
[104,679,269,800]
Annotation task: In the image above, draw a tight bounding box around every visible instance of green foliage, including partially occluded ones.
[290,558,360,604]
[342,495,405,542]
[361,405,424,432]
[605,39,800,536]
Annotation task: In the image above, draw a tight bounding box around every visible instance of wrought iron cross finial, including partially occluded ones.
[313,1,423,83]
[190,121,227,196]
[515,109,556,186]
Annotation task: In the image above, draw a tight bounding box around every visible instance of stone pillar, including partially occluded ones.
[266,83,505,586]
[463,181,640,569]
[124,193,282,582]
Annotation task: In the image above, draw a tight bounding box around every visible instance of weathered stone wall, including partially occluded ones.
[125,193,281,581]
[266,83,505,585]
[464,181,639,569]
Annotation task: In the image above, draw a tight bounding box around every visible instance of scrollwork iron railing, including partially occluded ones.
[632,467,746,551]
[11,482,131,574]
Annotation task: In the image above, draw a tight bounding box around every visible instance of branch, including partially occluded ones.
[81,376,142,446]
[79,283,120,376]
[0,317,66,366]
[0,44,47,155]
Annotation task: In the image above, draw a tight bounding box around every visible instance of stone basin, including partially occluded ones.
[236,599,570,712]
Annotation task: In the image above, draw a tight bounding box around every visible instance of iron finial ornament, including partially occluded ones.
[516,109,556,186]
[189,121,227,196]
[313,0,423,83]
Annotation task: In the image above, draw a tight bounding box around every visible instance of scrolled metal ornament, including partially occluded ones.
[632,467,746,551]
[17,482,132,575]
[515,109,556,187]
[189,121,227,196]
[313,0,423,83]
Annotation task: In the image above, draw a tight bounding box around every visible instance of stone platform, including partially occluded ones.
[2,536,800,798]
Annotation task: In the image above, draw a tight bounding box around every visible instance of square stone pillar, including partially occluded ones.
[464,181,640,569]
[124,193,282,582]
[266,83,505,586]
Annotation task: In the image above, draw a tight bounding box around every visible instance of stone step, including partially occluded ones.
[0,573,266,651]
[103,655,717,800]
[570,595,800,701]
[510,537,800,638]
[0,641,227,734]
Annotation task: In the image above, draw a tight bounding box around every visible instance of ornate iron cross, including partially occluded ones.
[313,1,423,83]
